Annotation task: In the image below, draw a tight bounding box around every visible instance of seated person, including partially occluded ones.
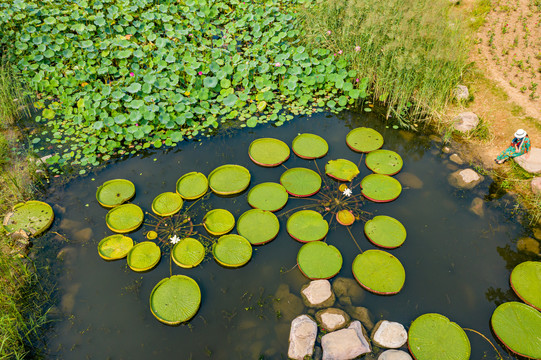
[495,129,530,164]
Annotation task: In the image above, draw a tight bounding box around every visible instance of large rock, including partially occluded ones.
[371,320,408,349]
[396,172,423,189]
[517,237,540,255]
[452,112,479,132]
[332,277,364,305]
[273,284,304,321]
[448,169,484,189]
[301,280,335,308]
[288,315,318,360]
[316,308,350,332]
[449,154,464,165]
[378,350,413,360]
[321,321,371,360]
[346,305,375,331]
[515,148,541,174]
[531,177,541,195]
[453,85,469,100]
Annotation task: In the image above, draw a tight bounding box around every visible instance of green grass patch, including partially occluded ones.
[0,58,28,129]
[470,0,492,30]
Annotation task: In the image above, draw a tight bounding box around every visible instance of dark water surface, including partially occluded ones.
[39,111,535,359]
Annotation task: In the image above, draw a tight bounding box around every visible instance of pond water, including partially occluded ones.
[38,110,536,359]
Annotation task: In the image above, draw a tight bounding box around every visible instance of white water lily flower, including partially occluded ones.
[170,234,180,244]
[343,187,352,197]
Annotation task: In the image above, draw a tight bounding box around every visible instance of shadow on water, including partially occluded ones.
[34,110,538,359]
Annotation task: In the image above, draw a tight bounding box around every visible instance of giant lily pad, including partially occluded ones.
[361,174,402,202]
[248,138,290,167]
[150,275,201,325]
[408,313,471,360]
[491,302,541,359]
[325,159,360,181]
[3,200,54,236]
[336,210,355,226]
[292,133,328,159]
[247,182,288,212]
[280,167,321,197]
[511,261,541,310]
[352,250,405,294]
[172,238,205,268]
[127,241,161,272]
[203,209,235,236]
[364,216,406,248]
[365,150,403,175]
[151,192,183,216]
[105,204,144,233]
[95,179,135,208]
[98,234,134,260]
[212,234,252,268]
[287,210,329,242]
[297,241,343,279]
[176,172,208,200]
[208,165,251,195]
[237,209,280,245]
[346,127,384,153]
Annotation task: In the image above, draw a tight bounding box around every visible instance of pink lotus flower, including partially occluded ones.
[198,71,203,75]
[355,46,361,52]
[356,78,360,83]
[129,72,134,77]
[326,30,331,35]
[338,50,343,55]
[274,62,281,67]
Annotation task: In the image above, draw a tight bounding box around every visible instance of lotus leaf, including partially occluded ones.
[280,168,321,197]
[212,234,253,268]
[336,210,355,226]
[237,209,280,245]
[408,313,471,360]
[247,182,288,212]
[287,210,329,242]
[361,174,402,202]
[3,201,54,236]
[172,238,205,268]
[325,159,360,181]
[364,216,406,248]
[346,127,384,153]
[105,204,144,233]
[510,261,541,310]
[352,250,405,294]
[95,179,135,208]
[208,165,251,195]
[203,209,235,236]
[151,192,183,216]
[291,133,328,159]
[127,242,161,272]
[297,241,343,279]
[365,150,403,175]
[150,275,201,325]
[98,234,134,260]
[176,172,208,200]
[248,138,290,167]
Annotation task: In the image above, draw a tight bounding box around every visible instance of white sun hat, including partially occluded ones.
[514,129,527,139]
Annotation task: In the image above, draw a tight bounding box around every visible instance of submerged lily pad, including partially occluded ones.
[408,313,471,360]
[365,150,403,175]
[364,216,407,248]
[346,127,384,153]
[280,167,321,197]
[297,241,343,279]
[292,133,329,159]
[176,172,208,200]
[237,209,280,245]
[249,138,290,167]
[491,301,541,359]
[336,210,355,226]
[98,234,134,260]
[212,234,252,268]
[95,179,135,208]
[287,210,329,242]
[325,159,360,181]
[361,174,402,202]
[105,203,144,233]
[352,250,405,294]
[150,275,201,325]
[151,192,183,216]
[208,165,251,195]
[510,261,541,310]
[247,182,288,212]
[3,200,54,236]
[172,238,205,268]
[127,241,161,272]
[203,209,235,236]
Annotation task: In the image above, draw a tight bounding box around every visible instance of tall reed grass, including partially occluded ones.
[0,57,29,129]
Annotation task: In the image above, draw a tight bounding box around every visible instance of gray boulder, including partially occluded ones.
[288,315,318,360]
[371,320,408,349]
[452,112,479,132]
[301,280,335,308]
[531,177,541,195]
[321,321,371,360]
[378,350,413,360]
[448,168,484,189]
[453,85,469,100]
[469,197,485,217]
[449,154,464,165]
[316,308,350,332]
[332,277,364,305]
[346,305,375,331]
[515,148,541,174]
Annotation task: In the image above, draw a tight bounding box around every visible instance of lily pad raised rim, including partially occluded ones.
[297,241,343,280]
[286,210,329,242]
[176,172,209,200]
[237,209,280,245]
[280,167,322,197]
[291,133,329,159]
[203,209,235,236]
[346,127,384,153]
[325,158,360,182]
[364,215,407,249]
[247,182,289,212]
[95,179,135,208]
[127,241,161,272]
[352,249,406,295]
[510,261,541,311]
[365,149,404,175]
[149,275,201,325]
[171,238,205,269]
[151,192,184,217]
[336,210,355,226]
[105,203,144,233]
[98,234,134,260]
[208,164,251,195]
[361,174,402,203]
[3,200,54,236]
[248,137,291,167]
[212,234,253,268]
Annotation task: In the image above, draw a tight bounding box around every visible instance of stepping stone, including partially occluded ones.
[452,112,479,132]
[449,154,464,165]
[531,177,541,195]
[448,168,484,189]
[288,315,317,360]
[321,321,371,360]
[316,308,350,332]
[378,349,413,360]
[515,148,541,174]
[371,320,408,348]
[301,280,335,308]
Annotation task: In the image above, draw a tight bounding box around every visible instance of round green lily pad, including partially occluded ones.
[172,238,205,268]
[151,192,183,216]
[364,215,406,249]
[325,159,360,181]
[287,210,329,242]
[237,209,280,245]
[361,174,402,202]
[352,250,405,294]
[98,234,134,260]
[346,127,384,153]
[95,179,135,208]
[247,182,288,212]
[105,203,144,233]
[3,200,54,236]
[212,234,252,268]
[491,302,541,359]
[365,149,403,175]
[510,261,541,310]
[208,164,251,195]
[280,167,321,197]
[408,313,471,360]
[150,275,201,325]
[292,133,329,159]
[297,241,343,280]
[203,209,235,236]
[176,172,208,200]
[248,138,290,167]
[127,241,161,272]
[336,210,355,226]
